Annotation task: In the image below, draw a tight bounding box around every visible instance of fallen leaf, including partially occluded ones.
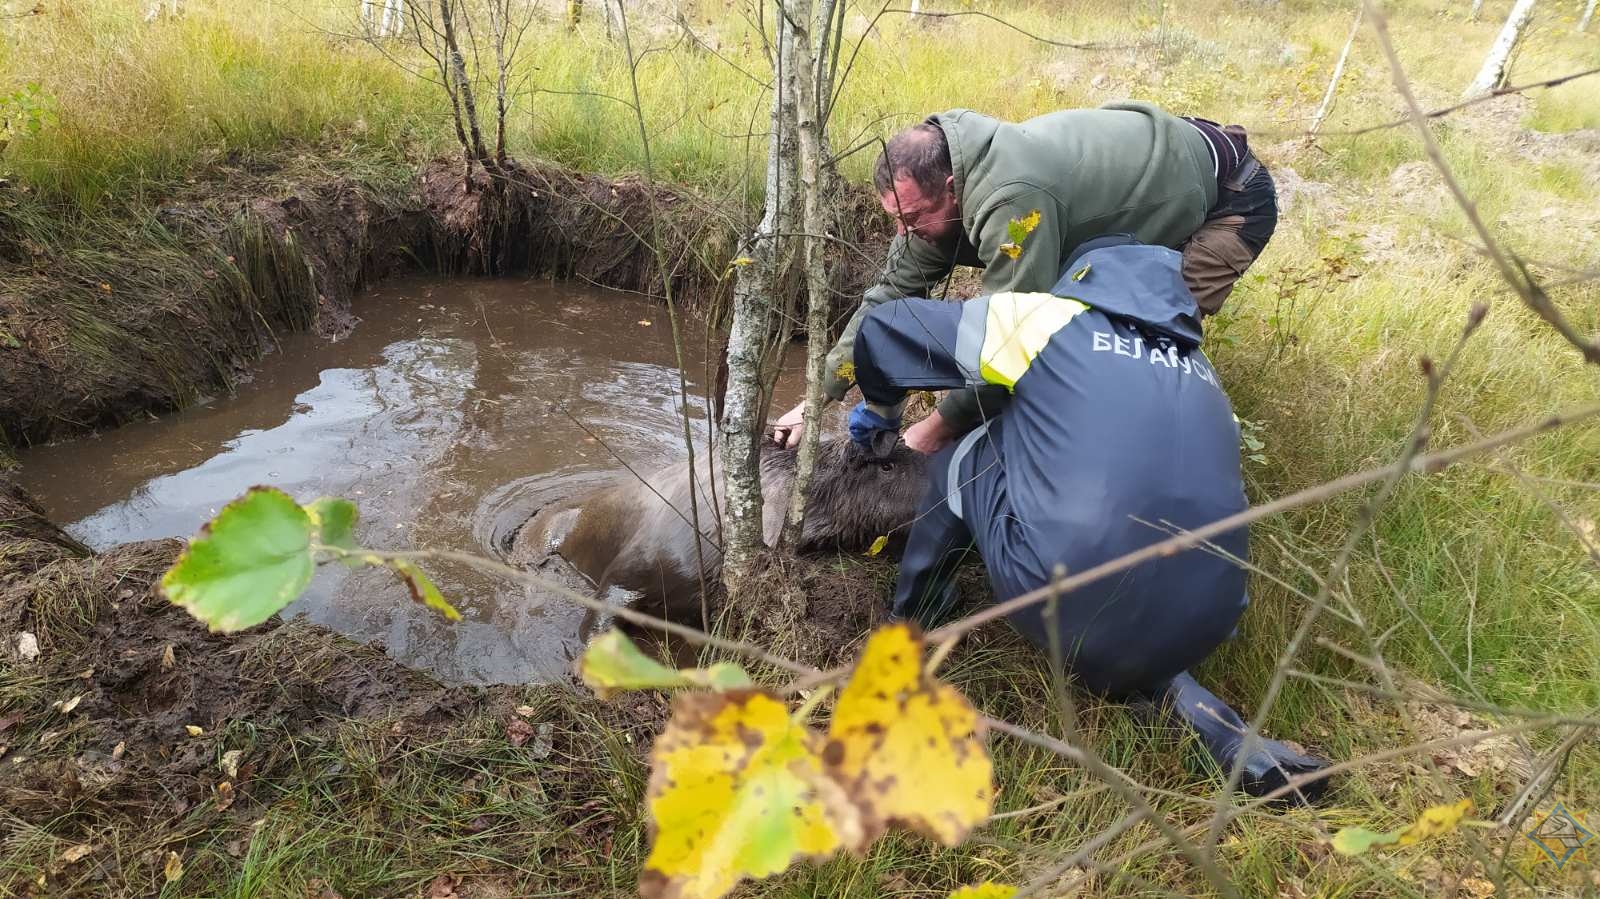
[59,844,94,865]
[52,694,83,714]
[0,712,22,733]
[514,705,538,718]
[505,718,536,747]
[823,623,994,846]
[111,741,126,761]
[528,722,554,760]
[305,878,344,899]
[161,644,176,670]
[865,535,889,557]
[12,632,39,662]
[185,725,204,737]
[639,691,861,899]
[220,749,244,778]
[215,780,235,811]
[428,873,460,898]
[163,851,184,882]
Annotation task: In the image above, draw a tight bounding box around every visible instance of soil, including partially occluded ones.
[0,472,687,896]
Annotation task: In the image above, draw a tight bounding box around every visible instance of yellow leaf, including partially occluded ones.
[580,629,752,700]
[833,361,855,383]
[865,535,889,557]
[641,691,862,899]
[998,242,1022,260]
[52,694,82,714]
[950,885,1018,899]
[823,623,993,845]
[729,256,755,267]
[1396,798,1474,845]
[220,749,244,778]
[163,851,183,883]
[185,725,204,737]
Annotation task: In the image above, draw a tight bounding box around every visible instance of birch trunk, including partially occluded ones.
[1464,0,1537,98]
[439,0,490,161]
[720,14,798,595]
[1581,0,1595,32]
[1307,4,1363,138]
[1470,0,1484,20]
[782,0,832,543]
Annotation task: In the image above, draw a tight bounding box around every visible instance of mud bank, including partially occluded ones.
[0,154,840,452]
[0,473,890,896]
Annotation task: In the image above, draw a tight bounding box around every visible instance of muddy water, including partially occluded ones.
[16,276,802,685]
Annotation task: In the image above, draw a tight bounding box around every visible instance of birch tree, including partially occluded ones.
[719,11,799,595]
[1306,4,1363,139]
[1581,0,1595,32]
[1464,0,1537,98]
[783,0,845,542]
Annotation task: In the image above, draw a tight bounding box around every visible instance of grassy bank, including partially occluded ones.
[2,0,1599,896]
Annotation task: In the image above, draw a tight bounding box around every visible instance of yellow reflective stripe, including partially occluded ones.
[977,292,1089,388]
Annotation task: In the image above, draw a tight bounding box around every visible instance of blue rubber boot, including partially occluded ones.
[1162,671,1334,805]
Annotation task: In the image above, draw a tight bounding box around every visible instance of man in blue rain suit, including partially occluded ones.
[846,234,1331,802]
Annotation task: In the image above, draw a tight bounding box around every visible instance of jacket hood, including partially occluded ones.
[1051,235,1203,348]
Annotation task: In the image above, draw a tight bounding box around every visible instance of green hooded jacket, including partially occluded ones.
[822,101,1218,432]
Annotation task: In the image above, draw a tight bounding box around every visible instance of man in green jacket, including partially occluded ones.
[771,101,1278,452]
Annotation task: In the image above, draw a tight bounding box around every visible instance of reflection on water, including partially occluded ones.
[16,276,795,685]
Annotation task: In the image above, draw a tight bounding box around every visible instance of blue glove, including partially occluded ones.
[848,401,901,452]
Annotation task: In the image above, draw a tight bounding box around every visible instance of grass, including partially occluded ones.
[2,0,1600,895]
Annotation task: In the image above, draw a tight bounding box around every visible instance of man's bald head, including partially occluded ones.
[872,120,952,197]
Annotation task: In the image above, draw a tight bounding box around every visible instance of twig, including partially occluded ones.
[1366,5,1600,365]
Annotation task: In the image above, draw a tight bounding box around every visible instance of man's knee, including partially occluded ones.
[1182,216,1259,316]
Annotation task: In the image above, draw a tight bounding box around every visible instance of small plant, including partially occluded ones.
[1238,415,1269,466]
[0,82,54,157]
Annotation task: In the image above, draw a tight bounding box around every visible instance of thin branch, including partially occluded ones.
[1366,5,1600,365]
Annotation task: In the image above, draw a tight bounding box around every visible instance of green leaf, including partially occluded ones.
[160,487,314,632]
[305,497,358,552]
[580,629,752,699]
[1330,825,1400,855]
[391,559,462,621]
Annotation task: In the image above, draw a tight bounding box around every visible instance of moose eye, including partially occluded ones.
[879,462,893,472]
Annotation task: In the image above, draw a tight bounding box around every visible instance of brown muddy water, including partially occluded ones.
[15,276,803,685]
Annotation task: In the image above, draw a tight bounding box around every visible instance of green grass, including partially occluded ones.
[2,0,1599,895]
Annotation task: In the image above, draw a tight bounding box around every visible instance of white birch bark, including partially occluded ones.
[720,14,798,594]
[783,0,832,542]
[1580,0,1595,32]
[1464,0,1537,99]
[1470,0,1485,20]
[1307,4,1363,138]
[144,0,179,21]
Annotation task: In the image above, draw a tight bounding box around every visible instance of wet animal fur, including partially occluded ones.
[510,438,928,605]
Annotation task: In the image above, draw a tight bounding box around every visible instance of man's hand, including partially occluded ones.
[904,409,957,454]
[771,400,807,449]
